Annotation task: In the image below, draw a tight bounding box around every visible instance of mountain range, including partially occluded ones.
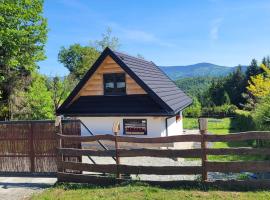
[159,62,247,80]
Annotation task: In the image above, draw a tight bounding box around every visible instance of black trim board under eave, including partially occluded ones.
[61,112,177,117]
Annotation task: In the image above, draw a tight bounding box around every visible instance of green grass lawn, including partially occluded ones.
[183,117,268,161]
[183,117,233,134]
[31,184,270,200]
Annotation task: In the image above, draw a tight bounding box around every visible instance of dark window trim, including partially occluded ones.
[103,73,126,95]
[123,119,147,135]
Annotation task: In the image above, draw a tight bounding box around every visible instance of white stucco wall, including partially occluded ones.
[79,116,166,137]
[167,112,183,136]
[78,113,183,137]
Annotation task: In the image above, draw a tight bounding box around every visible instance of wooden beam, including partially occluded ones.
[57,172,270,190]
[206,161,270,173]
[205,132,270,142]
[57,133,202,143]
[58,148,202,158]
[206,147,270,155]
[60,161,202,175]
[199,118,207,182]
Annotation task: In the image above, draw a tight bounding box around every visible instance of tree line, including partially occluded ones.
[182,57,270,130]
[0,0,120,120]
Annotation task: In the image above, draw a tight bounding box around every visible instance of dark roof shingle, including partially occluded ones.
[113,50,192,113]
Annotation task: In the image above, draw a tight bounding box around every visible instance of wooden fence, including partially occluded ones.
[0,120,80,173]
[56,119,270,188]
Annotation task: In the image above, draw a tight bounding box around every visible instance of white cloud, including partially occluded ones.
[109,23,174,47]
[123,30,157,42]
[210,18,223,40]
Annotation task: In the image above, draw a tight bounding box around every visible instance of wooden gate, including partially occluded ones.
[56,119,270,189]
[0,120,80,174]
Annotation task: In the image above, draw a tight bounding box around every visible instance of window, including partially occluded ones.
[103,73,126,95]
[123,119,147,135]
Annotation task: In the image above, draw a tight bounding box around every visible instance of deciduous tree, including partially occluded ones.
[58,28,120,80]
[58,45,99,79]
[46,75,77,112]
[0,0,47,119]
[247,64,270,98]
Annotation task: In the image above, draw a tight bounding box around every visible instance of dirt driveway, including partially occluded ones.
[0,176,57,200]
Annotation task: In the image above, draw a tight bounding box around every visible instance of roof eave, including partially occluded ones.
[173,99,193,114]
[59,112,176,117]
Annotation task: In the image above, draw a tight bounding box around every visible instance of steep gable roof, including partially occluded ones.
[57,47,192,116]
[113,51,192,112]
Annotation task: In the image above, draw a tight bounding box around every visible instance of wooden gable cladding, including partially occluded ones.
[78,56,146,97]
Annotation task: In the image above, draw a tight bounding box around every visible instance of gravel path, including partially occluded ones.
[84,156,201,181]
[83,129,202,181]
[0,176,56,200]
[82,130,251,181]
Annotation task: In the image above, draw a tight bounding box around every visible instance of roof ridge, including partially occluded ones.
[113,50,153,64]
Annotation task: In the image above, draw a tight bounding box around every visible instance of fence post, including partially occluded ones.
[30,122,35,173]
[113,121,121,179]
[55,116,63,173]
[199,118,208,182]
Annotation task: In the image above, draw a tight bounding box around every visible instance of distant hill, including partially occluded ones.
[159,62,247,80]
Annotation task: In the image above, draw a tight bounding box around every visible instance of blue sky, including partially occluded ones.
[39,0,270,76]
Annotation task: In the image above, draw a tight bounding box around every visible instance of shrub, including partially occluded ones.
[232,109,256,132]
[202,104,237,117]
[253,95,270,131]
[183,98,202,117]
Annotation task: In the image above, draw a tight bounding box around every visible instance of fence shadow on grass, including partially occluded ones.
[55,180,270,192]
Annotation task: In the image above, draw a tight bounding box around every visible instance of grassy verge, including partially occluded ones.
[183,117,233,134]
[183,117,268,161]
[31,184,270,200]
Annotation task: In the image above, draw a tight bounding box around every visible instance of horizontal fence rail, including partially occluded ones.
[57,131,270,143]
[58,148,203,158]
[56,118,270,188]
[60,161,202,175]
[205,147,270,156]
[205,131,270,142]
[57,172,270,189]
[206,161,270,173]
[56,133,202,143]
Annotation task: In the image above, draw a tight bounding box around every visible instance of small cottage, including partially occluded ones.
[57,47,192,137]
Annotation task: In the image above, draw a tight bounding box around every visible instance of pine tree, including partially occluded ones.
[224,66,246,107]
[262,56,270,68]
[246,59,261,78]
[221,91,231,105]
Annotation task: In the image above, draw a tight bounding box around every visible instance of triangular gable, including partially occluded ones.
[77,55,146,98]
[57,48,172,113]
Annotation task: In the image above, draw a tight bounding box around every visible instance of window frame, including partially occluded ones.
[123,119,147,135]
[103,73,126,95]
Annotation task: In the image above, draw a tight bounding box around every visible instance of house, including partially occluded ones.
[57,47,192,138]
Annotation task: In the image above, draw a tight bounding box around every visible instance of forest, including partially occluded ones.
[1,1,270,131]
[179,57,270,131]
